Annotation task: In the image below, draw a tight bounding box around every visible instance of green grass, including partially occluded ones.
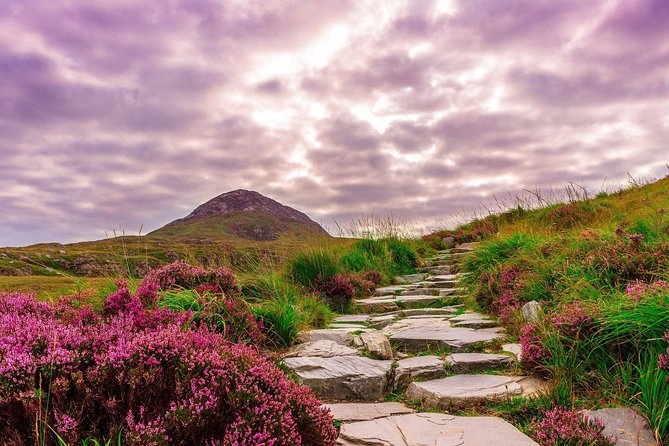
[437,176,669,443]
[246,273,333,347]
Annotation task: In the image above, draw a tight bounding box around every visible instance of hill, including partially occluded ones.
[424,175,669,443]
[0,190,335,280]
[151,189,329,240]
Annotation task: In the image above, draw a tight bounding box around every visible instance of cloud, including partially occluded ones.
[0,0,667,246]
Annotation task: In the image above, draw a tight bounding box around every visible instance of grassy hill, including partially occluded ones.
[424,175,669,443]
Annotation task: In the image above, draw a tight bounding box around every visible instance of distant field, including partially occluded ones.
[0,275,114,305]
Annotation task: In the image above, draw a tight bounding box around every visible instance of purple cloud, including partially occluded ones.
[0,0,667,246]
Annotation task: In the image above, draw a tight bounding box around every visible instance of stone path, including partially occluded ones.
[284,244,542,444]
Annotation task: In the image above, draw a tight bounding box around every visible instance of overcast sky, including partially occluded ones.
[1,0,667,246]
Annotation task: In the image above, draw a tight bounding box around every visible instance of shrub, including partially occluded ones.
[520,324,551,372]
[315,274,355,313]
[288,251,340,289]
[529,407,614,446]
[142,260,238,296]
[0,293,337,445]
[157,287,266,345]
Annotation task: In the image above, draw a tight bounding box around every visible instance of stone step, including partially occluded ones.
[425,280,459,289]
[404,374,540,407]
[333,315,371,324]
[389,326,504,353]
[399,288,441,296]
[395,273,427,284]
[393,355,446,388]
[283,356,392,401]
[357,294,456,313]
[374,285,417,296]
[418,265,451,272]
[445,353,515,373]
[336,413,539,446]
[286,340,359,358]
[326,402,414,423]
[449,312,498,329]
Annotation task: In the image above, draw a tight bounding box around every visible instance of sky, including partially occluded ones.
[1,0,668,246]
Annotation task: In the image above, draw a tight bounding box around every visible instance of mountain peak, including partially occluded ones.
[153,190,328,240]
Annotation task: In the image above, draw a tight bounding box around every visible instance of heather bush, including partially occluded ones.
[157,287,266,345]
[315,273,355,313]
[142,260,238,296]
[529,407,613,446]
[0,292,337,445]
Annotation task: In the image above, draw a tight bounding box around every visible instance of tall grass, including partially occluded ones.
[287,250,340,288]
[246,273,332,347]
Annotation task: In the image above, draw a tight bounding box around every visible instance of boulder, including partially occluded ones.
[360,332,393,359]
[442,236,457,248]
[522,300,542,323]
[585,408,658,446]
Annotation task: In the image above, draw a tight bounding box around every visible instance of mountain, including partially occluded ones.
[150,190,329,241]
[0,190,334,279]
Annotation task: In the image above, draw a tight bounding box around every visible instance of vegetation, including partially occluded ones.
[430,175,669,443]
[286,237,421,313]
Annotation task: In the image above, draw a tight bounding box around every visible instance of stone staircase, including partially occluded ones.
[283,244,540,445]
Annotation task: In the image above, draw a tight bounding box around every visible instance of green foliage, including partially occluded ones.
[248,274,332,347]
[287,250,341,288]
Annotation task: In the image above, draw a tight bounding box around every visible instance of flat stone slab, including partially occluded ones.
[396,295,443,306]
[336,413,539,446]
[326,402,414,422]
[400,288,441,296]
[396,273,427,284]
[356,298,399,313]
[405,375,525,406]
[383,316,452,335]
[375,285,416,296]
[283,356,392,401]
[369,314,398,329]
[298,329,355,346]
[328,323,369,330]
[390,327,504,352]
[400,307,460,317]
[445,353,515,372]
[334,315,371,324]
[286,340,359,358]
[585,408,657,446]
[449,313,498,329]
[394,355,446,388]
